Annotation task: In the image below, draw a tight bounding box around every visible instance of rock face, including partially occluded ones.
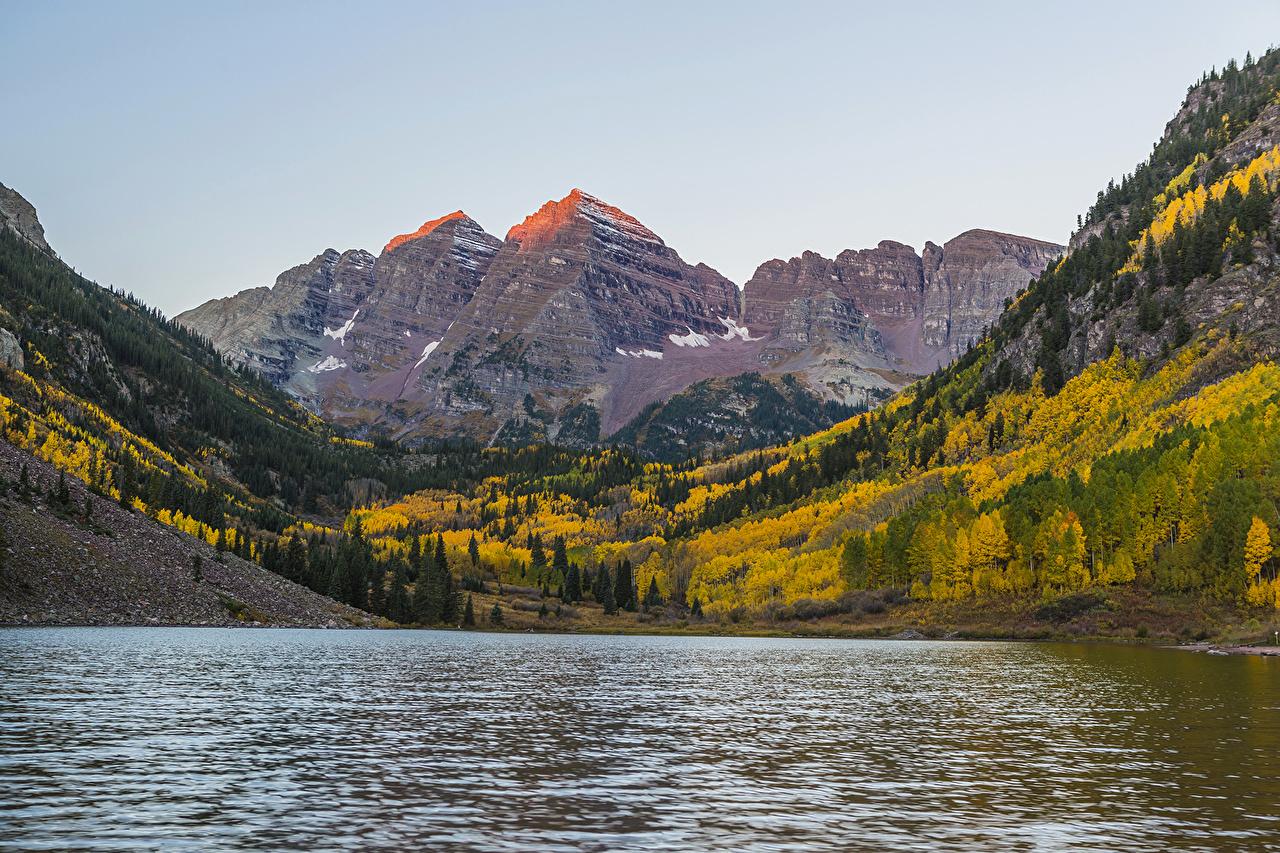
[411,190,742,440]
[742,230,1062,379]
[177,189,1060,446]
[0,182,52,254]
[0,328,22,372]
[177,214,500,419]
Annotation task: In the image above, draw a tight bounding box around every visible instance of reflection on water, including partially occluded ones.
[1,628,1277,851]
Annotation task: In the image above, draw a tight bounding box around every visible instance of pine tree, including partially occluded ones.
[284,536,307,583]
[407,535,422,581]
[552,535,569,578]
[529,534,547,581]
[644,576,662,608]
[367,560,386,615]
[690,597,703,618]
[614,559,636,611]
[328,552,347,602]
[489,603,504,626]
[468,533,479,567]
[387,558,411,624]
[564,564,581,603]
[117,455,135,510]
[434,533,457,623]
[463,594,475,627]
[55,470,70,507]
[594,559,616,614]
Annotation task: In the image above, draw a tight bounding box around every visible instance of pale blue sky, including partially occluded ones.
[3,1,1279,315]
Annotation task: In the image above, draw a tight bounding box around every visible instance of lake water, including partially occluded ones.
[0,629,1277,851]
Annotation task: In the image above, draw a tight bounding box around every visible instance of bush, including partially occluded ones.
[1034,592,1104,623]
[791,598,842,620]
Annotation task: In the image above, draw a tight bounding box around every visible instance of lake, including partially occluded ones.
[0,629,1277,851]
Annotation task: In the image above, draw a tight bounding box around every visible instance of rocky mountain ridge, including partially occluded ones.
[174,190,1061,450]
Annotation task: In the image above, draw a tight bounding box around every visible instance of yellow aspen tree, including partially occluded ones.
[1244,516,1271,588]
[951,527,973,599]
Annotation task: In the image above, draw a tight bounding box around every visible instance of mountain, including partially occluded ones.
[737,228,1061,404]
[178,190,1059,454]
[0,182,51,254]
[176,212,501,420]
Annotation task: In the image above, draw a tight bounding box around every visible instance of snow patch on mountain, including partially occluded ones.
[669,327,711,348]
[414,341,440,369]
[718,317,760,341]
[615,346,663,360]
[308,356,347,373]
[324,309,359,346]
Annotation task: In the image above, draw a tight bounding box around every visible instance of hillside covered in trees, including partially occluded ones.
[4,50,1280,641]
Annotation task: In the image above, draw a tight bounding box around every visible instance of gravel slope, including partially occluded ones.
[0,441,374,628]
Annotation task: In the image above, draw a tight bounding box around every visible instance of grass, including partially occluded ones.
[416,582,1280,647]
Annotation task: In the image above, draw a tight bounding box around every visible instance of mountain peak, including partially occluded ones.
[383,210,472,253]
[0,182,53,254]
[506,189,661,249]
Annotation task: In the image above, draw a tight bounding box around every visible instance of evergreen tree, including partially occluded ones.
[387,558,411,624]
[614,559,637,611]
[434,533,458,623]
[644,576,663,608]
[411,555,435,624]
[594,560,616,614]
[463,594,475,627]
[117,455,134,510]
[367,559,386,615]
[552,535,570,579]
[407,535,422,581]
[283,536,307,583]
[529,534,547,581]
[556,537,581,602]
[489,603,504,626]
[468,533,479,567]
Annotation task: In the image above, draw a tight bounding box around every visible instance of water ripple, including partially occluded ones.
[1,629,1277,851]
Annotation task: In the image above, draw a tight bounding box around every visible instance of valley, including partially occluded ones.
[2,50,1280,653]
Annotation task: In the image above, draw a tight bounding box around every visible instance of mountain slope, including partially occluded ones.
[176,213,502,419]
[0,441,372,627]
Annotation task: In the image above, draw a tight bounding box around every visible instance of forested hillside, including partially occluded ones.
[282,50,1280,632]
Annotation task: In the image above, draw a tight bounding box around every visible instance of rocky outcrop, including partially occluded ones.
[0,182,52,254]
[742,229,1062,377]
[176,213,500,417]
[0,328,22,372]
[178,248,377,388]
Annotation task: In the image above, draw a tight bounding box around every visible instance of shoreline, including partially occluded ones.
[1170,641,1280,657]
[6,620,1280,655]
